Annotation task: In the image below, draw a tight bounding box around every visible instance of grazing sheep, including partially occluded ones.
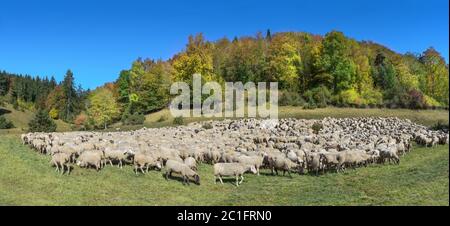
[50,152,71,174]
[21,134,28,145]
[164,160,200,185]
[306,153,322,175]
[77,151,104,171]
[168,155,184,164]
[320,152,340,173]
[268,155,299,177]
[286,150,299,163]
[206,150,221,164]
[236,155,264,175]
[379,148,400,164]
[220,151,238,163]
[104,149,135,168]
[22,117,448,179]
[184,157,197,171]
[32,139,46,154]
[60,144,79,163]
[213,163,257,186]
[133,153,162,174]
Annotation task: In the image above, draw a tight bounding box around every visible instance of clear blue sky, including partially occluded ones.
[0,0,448,89]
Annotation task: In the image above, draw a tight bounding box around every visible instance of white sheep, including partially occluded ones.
[133,153,162,174]
[184,157,197,171]
[103,149,135,168]
[164,160,200,185]
[379,148,400,164]
[213,163,257,186]
[77,151,104,171]
[236,155,263,175]
[50,152,71,174]
[268,155,299,177]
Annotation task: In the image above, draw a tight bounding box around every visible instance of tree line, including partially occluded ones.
[114,31,448,117]
[1,30,449,131]
[0,70,87,131]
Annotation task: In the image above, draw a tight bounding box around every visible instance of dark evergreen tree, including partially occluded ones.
[28,109,57,132]
[266,29,272,41]
[0,72,9,96]
[60,70,80,122]
[0,116,14,129]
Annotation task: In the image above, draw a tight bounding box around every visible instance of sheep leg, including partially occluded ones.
[165,171,169,180]
[140,167,145,174]
[109,160,113,166]
[239,175,244,184]
[134,165,138,175]
[219,176,224,184]
[61,165,65,175]
[235,175,239,187]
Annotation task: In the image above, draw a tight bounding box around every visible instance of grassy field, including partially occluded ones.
[0,133,448,206]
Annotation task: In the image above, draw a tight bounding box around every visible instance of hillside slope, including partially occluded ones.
[0,104,71,133]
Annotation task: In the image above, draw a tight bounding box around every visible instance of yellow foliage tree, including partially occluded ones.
[87,87,120,129]
[49,108,59,119]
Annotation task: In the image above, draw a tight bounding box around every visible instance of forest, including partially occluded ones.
[1,30,449,131]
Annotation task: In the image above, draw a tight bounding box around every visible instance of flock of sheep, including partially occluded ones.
[21,117,449,186]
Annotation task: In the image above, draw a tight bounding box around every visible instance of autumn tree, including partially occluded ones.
[172,33,217,83]
[87,87,120,129]
[420,48,449,105]
[74,112,89,130]
[267,34,302,91]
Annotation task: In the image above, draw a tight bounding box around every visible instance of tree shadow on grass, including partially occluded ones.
[0,108,12,116]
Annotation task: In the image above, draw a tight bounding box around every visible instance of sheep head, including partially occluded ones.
[194,174,200,185]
